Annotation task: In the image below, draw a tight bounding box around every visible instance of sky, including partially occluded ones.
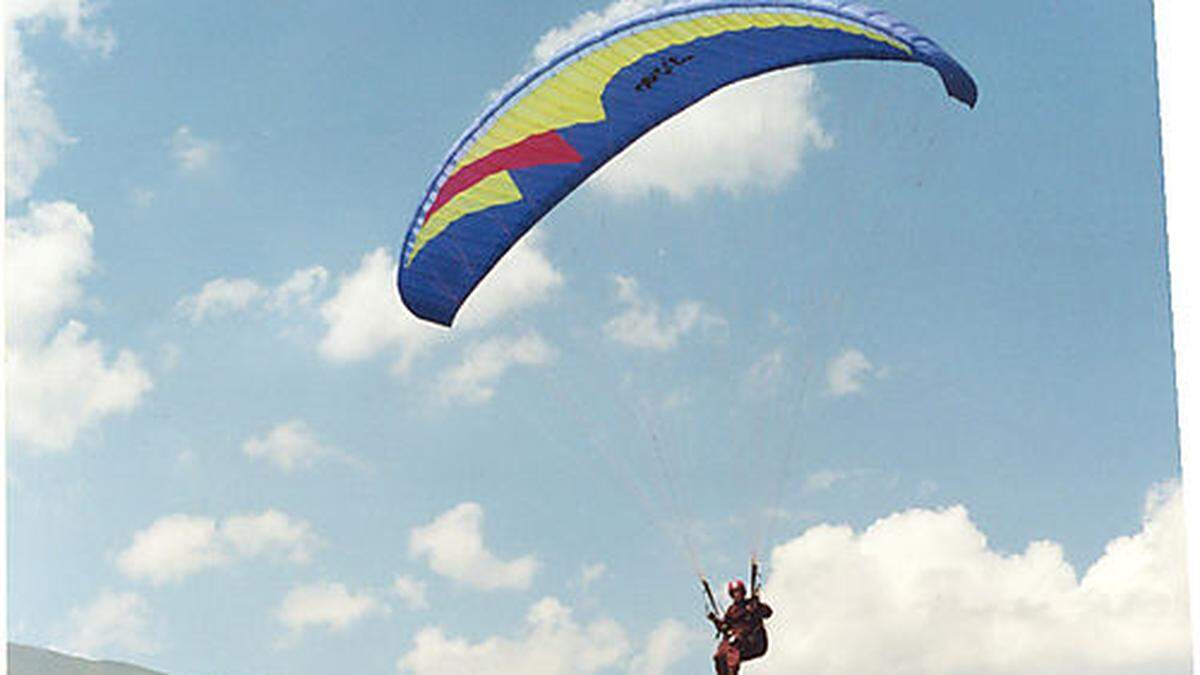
[4,1,1189,674]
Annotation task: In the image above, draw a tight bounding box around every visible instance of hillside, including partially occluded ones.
[7,644,166,675]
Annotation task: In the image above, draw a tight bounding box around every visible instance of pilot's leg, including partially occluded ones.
[720,638,739,672]
[713,640,730,675]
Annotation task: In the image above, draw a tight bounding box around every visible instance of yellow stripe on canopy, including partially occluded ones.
[452,10,909,172]
[408,171,523,263]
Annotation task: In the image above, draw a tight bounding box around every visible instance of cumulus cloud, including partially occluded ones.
[630,619,698,675]
[603,275,723,351]
[318,247,441,369]
[269,266,330,311]
[435,332,557,405]
[760,481,1191,675]
[595,69,831,200]
[399,483,1187,675]
[5,33,71,203]
[826,348,880,397]
[116,515,223,585]
[242,419,342,472]
[5,0,114,202]
[453,234,565,331]
[409,502,540,591]
[318,234,562,374]
[6,201,94,346]
[117,511,319,585]
[177,265,329,323]
[397,597,629,675]
[169,125,216,171]
[65,590,156,658]
[177,278,267,322]
[7,321,152,450]
[392,575,430,611]
[5,202,152,451]
[5,0,116,53]
[5,7,150,452]
[531,0,660,63]
[221,511,319,563]
[276,582,385,637]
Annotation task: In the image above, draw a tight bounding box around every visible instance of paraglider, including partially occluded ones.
[397,0,977,327]
[398,1,976,671]
[702,561,774,674]
[708,577,774,675]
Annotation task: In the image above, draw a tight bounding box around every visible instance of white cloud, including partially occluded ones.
[276,582,385,636]
[630,619,698,675]
[483,0,659,101]
[177,277,267,322]
[453,233,565,331]
[594,69,831,200]
[116,515,225,586]
[826,348,879,397]
[177,265,331,323]
[319,234,562,375]
[318,247,443,371]
[397,597,630,675]
[392,575,430,611]
[5,9,147,452]
[117,511,319,585]
[65,590,156,658]
[5,32,72,203]
[803,469,845,493]
[242,419,340,472]
[5,201,94,344]
[169,125,216,172]
[436,332,556,405]
[6,321,153,450]
[603,275,722,351]
[579,562,607,589]
[5,0,113,202]
[409,502,539,591]
[398,483,1186,675]
[5,202,153,451]
[220,510,319,563]
[531,0,661,64]
[760,481,1191,675]
[270,265,330,311]
[6,0,116,53]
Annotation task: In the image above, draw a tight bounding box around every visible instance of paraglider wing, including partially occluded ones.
[398,1,977,326]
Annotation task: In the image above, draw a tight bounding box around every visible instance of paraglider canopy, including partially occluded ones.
[398,0,977,326]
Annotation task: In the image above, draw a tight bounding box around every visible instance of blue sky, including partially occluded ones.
[5,2,1188,674]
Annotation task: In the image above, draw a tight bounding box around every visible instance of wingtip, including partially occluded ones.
[956,73,980,109]
[932,51,979,110]
[397,268,455,328]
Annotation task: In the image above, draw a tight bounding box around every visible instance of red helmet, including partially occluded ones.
[727,579,747,598]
